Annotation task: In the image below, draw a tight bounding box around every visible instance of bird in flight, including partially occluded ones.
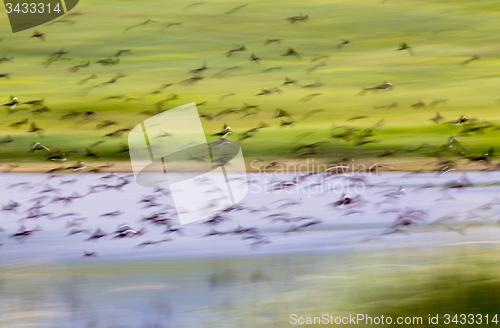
[336,39,350,50]
[286,14,308,23]
[124,19,158,32]
[461,54,480,65]
[225,4,247,15]
[226,45,246,57]
[396,42,415,55]
[358,82,393,95]
[68,62,90,72]
[250,53,261,64]
[264,39,281,45]
[31,30,45,41]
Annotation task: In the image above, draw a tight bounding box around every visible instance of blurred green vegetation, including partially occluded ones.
[0,0,499,164]
[2,248,500,327]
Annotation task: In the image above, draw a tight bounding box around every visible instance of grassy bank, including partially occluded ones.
[0,0,499,168]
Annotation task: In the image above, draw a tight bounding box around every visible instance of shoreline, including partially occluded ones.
[0,158,496,173]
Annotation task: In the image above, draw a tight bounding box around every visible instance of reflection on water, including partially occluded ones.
[1,171,500,327]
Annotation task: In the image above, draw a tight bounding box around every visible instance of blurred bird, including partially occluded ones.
[78,74,97,84]
[250,53,261,64]
[68,62,90,72]
[114,49,132,57]
[264,38,281,45]
[282,48,301,58]
[286,14,308,23]
[225,4,247,14]
[30,30,45,41]
[282,77,299,86]
[30,142,49,152]
[226,45,246,57]
[124,19,158,32]
[411,99,426,108]
[213,124,232,138]
[83,251,97,257]
[358,82,393,95]
[27,122,44,136]
[189,62,208,75]
[0,135,13,144]
[273,108,294,119]
[8,118,28,128]
[336,39,350,50]
[461,54,479,65]
[396,42,415,55]
[96,58,119,66]
[162,22,183,30]
[0,56,13,63]
[429,112,445,123]
[306,61,326,74]
[300,93,322,101]
[181,2,206,10]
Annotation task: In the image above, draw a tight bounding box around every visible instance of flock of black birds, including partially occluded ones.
[0,2,499,261]
[0,3,496,172]
[1,169,500,256]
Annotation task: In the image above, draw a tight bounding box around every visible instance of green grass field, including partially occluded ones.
[0,0,500,167]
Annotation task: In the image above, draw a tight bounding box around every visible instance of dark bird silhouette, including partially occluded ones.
[96,73,127,87]
[264,39,281,45]
[282,77,298,86]
[427,99,447,109]
[86,228,108,241]
[336,39,350,50]
[146,83,172,95]
[96,58,120,66]
[67,62,90,72]
[396,42,415,55]
[225,4,247,15]
[262,66,282,73]
[226,45,246,57]
[0,135,13,144]
[0,56,13,63]
[114,49,132,57]
[8,118,28,128]
[124,19,158,32]
[358,82,393,95]
[281,48,301,58]
[78,73,97,84]
[189,62,208,75]
[306,61,326,74]
[300,93,322,102]
[286,14,308,23]
[411,99,426,108]
[27,122,44,136]
[461,54,479,65]
[30,30,45,41]
[162,22,183,30]
[273,108,294,119]
[11,225,42,242]
[465,147,495,163]
[302,109,324,120]
[429,112,445,123]
[179,75,205,85]
[136,239,171,247]
[44,48,69,67]
[250,53,261,64]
